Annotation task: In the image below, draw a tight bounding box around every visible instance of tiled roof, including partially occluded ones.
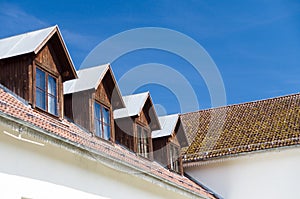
[0,85,215,199]
[181,94,300,165]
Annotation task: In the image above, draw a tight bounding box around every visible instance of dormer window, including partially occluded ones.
[137,124,150,158]
[94,101,111,140]
[114,92,160,160]
[36,67,57,115]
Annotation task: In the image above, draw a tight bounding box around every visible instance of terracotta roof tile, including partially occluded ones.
[0,85,215,199]
[181,94,300,165]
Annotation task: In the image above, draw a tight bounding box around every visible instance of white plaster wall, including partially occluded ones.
[185,148,300,199]
[0,128,191,199]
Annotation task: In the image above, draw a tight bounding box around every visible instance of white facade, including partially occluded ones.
[0,124,192,199]
[185,147,300,199]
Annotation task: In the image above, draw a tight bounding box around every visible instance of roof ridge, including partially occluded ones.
[77,63,110,72]
[182,92,300,116]
[122,91,149,98]
[0,25,56,40]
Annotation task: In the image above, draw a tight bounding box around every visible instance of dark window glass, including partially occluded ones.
[137,125,150,158]
[169,144,180,173]
[36,68,46,110]
[48,75,57,115]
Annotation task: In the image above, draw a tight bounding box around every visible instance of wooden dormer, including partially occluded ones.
[152,114,188,175]
[0,26,77,117]
[114,92,161,160]
[63,64,125,142]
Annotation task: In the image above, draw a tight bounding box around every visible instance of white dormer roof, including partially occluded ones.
[0,26,56,59]
[64,64,109,94]
[113,92,149,119]
[152,114,179,138]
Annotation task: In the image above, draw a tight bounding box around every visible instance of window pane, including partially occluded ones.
[137,126,142,154]
[103,124,110,140]
[36,89,46,110]
[36,68,46,110]
[169,145,180,172]
[46,75,57,115]
[48,75,56,95]
[48,95,57,115]
[143,130,148,158]
[94,103,100,119]
[95,119,102,137]
[36,68,45,89]
[137,125,150,158]
[102,107,110,124]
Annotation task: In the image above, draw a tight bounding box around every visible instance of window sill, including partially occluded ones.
[136,153,153,162]
[93,134,115,145]
[33,107,60,119]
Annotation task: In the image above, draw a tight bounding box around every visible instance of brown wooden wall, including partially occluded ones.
[94,76,111,107]
[0,55,32,101]
[35,43,60,75]
[64,91,92,131]
[115,118,135,151]
[137,99,151,126]
[153,137,168,166]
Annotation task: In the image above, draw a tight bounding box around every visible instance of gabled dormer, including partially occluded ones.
[152,114,188,175]
[63,64,125,142]
[114,92,161,160]
[0,26,77,117]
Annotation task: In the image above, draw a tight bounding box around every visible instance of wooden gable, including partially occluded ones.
[136,97,160,131]
[0,54,32,101]
[34,31,76,82]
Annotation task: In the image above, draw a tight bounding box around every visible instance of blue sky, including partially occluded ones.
[1,0,300,115]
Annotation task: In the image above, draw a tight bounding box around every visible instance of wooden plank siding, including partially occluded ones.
[153,137,169,167]
[115,118,135,151]
[0,55,32,102]
[64,91,92,131]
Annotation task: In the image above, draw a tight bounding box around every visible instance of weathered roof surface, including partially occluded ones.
[181,93,300,166]
[152,114,179,138]
[64,64,109,94]
[0,84,216,199]
[113,92,150,119]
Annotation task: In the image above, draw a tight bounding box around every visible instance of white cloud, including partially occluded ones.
[0,3,48,36]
